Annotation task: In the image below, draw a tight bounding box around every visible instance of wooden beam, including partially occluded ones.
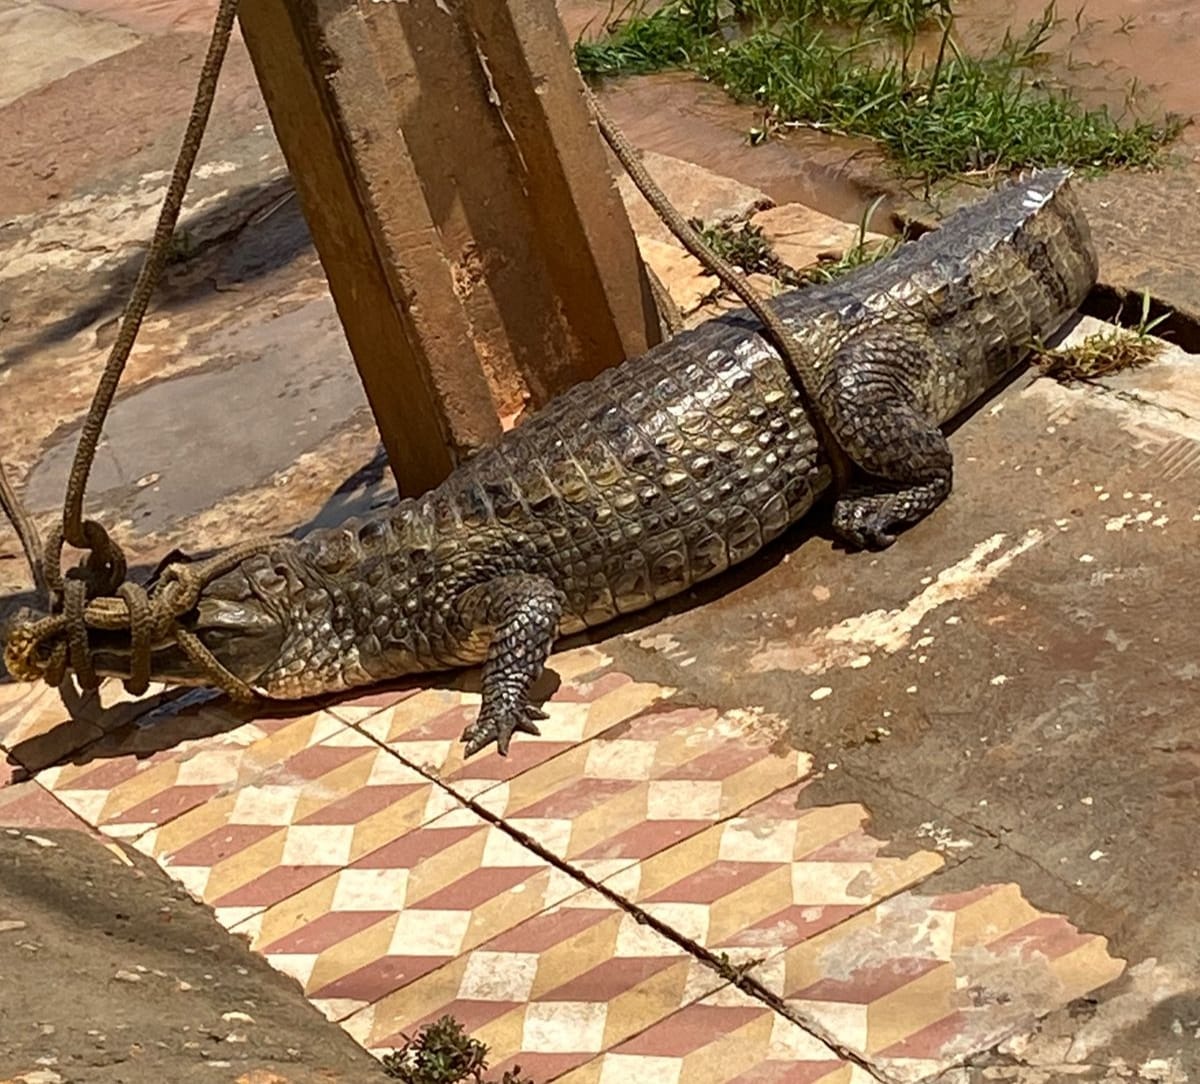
[238,0,661,493]
[238,0,500,495]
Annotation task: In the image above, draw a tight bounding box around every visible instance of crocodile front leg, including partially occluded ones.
[458,573,564,757]
[822,330,953,549]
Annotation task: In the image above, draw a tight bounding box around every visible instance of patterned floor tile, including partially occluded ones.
[472,706,812,869]
[556,985,873,1084]
[35,699,310,838]
[0,776,93,831]
[340,649,670,798]
[135,719,448,927]
[761,882,1125,1083]
[602,788,944,963]
[343,888,726,1081]
[239,807,587,1022]
[0,680,108,766]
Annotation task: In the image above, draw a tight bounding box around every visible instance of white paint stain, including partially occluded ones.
[916,821,974,852]
[195,160,239,179]
[749,529,1042,675]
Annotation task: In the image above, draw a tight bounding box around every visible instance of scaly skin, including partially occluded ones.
[67,170,1096,754]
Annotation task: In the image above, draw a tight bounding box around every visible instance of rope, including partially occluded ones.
[53,0,240,567]
[0,0,267,704]
[645,264,685,336]
[0,462,46,598]
[586,88,853,490]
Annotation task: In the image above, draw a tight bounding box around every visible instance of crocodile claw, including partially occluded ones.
[461,701,548,757]
[832,493,902,551]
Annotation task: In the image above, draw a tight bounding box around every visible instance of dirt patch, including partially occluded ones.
[0,827,384,1083]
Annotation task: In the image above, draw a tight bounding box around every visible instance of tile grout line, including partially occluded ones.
[341,715,905,1084]
[1,773,107,838]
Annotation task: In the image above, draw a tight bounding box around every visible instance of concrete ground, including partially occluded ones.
[1,2,1198,1083]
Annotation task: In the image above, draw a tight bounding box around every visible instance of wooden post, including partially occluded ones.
[237,0,661,495]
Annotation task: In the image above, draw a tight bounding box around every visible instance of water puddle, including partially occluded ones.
[952,0,1200,125]
[567,0,1196,236]
[23,298,372,531]
[596,72,897,229]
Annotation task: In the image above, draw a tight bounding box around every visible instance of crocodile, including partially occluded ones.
[6,169,1097,756]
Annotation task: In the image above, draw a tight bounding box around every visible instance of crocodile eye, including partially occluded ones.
[359,520,388,547]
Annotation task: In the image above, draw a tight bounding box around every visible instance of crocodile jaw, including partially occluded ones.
[86,568,288,692]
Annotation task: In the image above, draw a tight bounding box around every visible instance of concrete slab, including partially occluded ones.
[0,1,138,108]
[615,148,773,244]
[0,827,384,1082]
[751,202,889,273]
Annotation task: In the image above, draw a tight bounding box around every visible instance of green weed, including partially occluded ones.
[575,0,1182,179]
[1033,289,1169,382]
[794,194,900,283]
[380,1016,533,1084]
[691,218,807,284]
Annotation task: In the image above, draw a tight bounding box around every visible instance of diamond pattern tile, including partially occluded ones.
[36,700,308,839]
[233,698,814,1026]
[240,805,585,1022]
[344,888,726,1081]
[472,706,813,869]
[763,882,1125,1083]
[341,648,669,795]
[0,678,155,769]
[135,720,444,927]
[556,985,873,1084]
[0,775,94,830]
[6,647,1127,1082]
[601,787,945,962]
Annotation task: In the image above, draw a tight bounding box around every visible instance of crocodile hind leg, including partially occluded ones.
[822,331,953,549]
[458,574,564,757]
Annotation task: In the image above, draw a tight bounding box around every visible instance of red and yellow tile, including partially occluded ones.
[240,805,585,1021]
[602,787,946,961]
[471,707,813,869]
[557,985,874,1084]
[763,882,1125,1081]
[343,888,726,1080]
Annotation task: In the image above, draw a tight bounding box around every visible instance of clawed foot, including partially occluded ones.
[461,699,549,757]
[832,491,901,550]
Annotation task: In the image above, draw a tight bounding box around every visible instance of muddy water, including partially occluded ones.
[597,73,900,229]
[952,0,1200,128]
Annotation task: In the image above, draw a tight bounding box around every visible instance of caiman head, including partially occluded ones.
[3,555,291,697]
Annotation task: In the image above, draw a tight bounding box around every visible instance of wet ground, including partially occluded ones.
[1,1,1199,1082]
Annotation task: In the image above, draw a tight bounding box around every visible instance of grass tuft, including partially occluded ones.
[691,194,898,296]
[793,195,900,283]
[692,218,807,284]
[575,0,1183,179]
[381,1015,534,1084]
[1033,290,1169,382]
